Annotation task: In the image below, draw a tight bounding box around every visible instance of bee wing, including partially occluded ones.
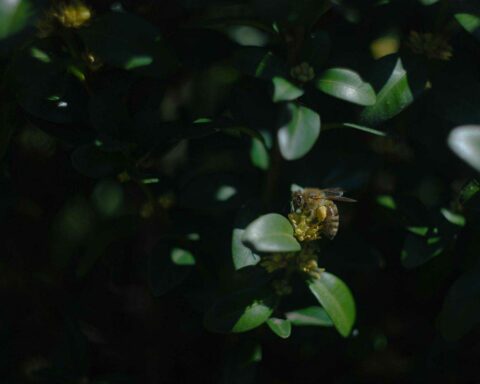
[329,196,357,203]
[321,188,356,202]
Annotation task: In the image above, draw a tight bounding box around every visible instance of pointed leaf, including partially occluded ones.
[360,56,425,125]
[266,318,291,338]
[272,77,304,102]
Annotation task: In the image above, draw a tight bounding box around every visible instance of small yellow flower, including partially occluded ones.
[54,1,92,28]
[406,31,452,61]
[297,244,324,279]
[288,212,322,242]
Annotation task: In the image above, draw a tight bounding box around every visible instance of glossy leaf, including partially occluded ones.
[266,318,291,338]
[277,104,321,161]
[0,0,33,40]
[448,125,480,172]
[286,306,333,327]
[232,228,261,270]
[307,273,356,337]
[455,13,480,40]
[316,68,376,106]
[272,77,304,102]
[242,213,301,253]
[204,287,276,333]
[360,57,420,125]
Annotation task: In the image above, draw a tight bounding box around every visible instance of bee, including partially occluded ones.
[291,188,356,239]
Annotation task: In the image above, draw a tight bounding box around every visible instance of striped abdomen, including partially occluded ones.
[322,201,339,239]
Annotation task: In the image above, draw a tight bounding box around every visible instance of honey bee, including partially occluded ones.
[291,188,356,239]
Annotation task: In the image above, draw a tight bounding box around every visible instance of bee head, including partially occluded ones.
[292,191,304,212]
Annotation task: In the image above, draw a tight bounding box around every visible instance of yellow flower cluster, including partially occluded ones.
[260,253,295,273]
[260,244,324,280]
[54,1,92,28]
[288,212,322,242]
[297,244,324,280]
[406,31,452,61]
[37,1,92,37]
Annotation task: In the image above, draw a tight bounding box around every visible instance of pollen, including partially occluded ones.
[406,31,452,61]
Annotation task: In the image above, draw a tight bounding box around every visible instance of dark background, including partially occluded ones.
[1,0,480,383]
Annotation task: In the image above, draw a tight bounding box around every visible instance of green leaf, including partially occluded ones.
[277,104,321,161]
[439,267,480,341]
[242,213,301,253]
[232,229,261,270]
[455,13,480,40]
[250,130,271,171]
[272,77,304,102]
[148,244,195,296]
[266,318,291,338]
[448,125,480,172]
[459,179,480,205]
[307,273,356,337]
[204,286,276,333]
[232,202,263,270]
[286,306,333,327]
[315,68,376,106]
[441,208,466,227]
[0,0,33,40]
[79,12,177,77]
[342,123,386,136]
[376,195,396,210]
[360,56,422,125]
